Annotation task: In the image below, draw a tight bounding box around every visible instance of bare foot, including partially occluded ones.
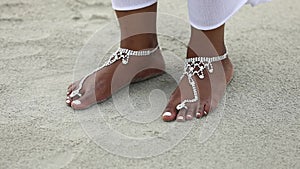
[66,48,165,110]
[162,57,233,122]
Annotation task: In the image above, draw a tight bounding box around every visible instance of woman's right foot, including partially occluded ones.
[66,46,165,110]
[66,3,163,109]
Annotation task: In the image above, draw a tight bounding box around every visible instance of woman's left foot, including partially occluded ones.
[162,56,234,122]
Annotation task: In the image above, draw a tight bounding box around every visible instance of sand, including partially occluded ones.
[0,0,299,168]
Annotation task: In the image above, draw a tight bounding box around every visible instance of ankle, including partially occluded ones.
[187,24,226,58]
[120,34,158,50]
[186,44,226,58]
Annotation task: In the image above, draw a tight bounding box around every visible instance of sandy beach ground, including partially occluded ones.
[0,0,299,168]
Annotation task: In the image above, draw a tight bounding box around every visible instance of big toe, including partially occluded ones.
[162,94,185,122]
[71,92,97,110]
[162,100,178,122]
[162,109,177,122]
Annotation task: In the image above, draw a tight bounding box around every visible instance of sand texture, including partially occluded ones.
[0,0,299,168]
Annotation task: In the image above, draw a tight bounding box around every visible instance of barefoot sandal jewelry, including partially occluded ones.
[69,46,159,99]
[176,51,228,111]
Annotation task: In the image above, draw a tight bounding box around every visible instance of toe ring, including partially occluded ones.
[70,90,82,98]
[176,103,187,110]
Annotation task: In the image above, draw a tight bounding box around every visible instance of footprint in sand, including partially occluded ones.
[0,26,50,43]
[0,2,27,22]
[69,0,113,31]
[0,2,51,42]
[70,0,111,21]
[0,44,42,60]
[38,150,75,169]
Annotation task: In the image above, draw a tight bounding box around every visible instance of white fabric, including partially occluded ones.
[112,0,157,11]
[188,0,271,30]
[111,0,271,30]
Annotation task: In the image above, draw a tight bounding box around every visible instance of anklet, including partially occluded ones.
[69,46,159,99]
[176,51,228,111]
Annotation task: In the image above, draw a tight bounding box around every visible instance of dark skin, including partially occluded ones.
[162,25,234,121]
[66,3,165,109]
[116,3,158,50]
[66,3,234,122]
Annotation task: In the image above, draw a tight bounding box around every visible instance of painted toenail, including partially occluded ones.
[66,96,70,99]
[72,100,81,105]
[163,112,172,117]
[186,115,192,119]
[204,111,207,115]
[66,100,70,104]
[196,112,201,118]
[177,116,184,120]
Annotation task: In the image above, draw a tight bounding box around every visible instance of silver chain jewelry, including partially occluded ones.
[69,46,159,98]
[176,51,228,111]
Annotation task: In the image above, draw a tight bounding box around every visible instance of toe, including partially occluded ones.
[67,82,78,95]
[162,89,181,122]
[176,109,186,122]
[186,104,197,120]
[66,94,80,107]
[203,103,211,116]
[67,83,73,90]
[70,92,97,110]
[162,105,177,122]
[196,98,216,118]
[66,96,72,106]
[196,103,205,118]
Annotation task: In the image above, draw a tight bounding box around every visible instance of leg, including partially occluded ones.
[116,1,158,50]
[66,1,165,109]
[162,0,270,121]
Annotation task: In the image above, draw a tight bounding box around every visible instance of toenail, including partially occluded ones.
[163,112,172,117]
[204,111,207,115]
[66,96,70,99]
[72,100,81,105]
[177,116,184,120]
[66,100,70,104]
[186,115,192,119]
[196,112,201,118]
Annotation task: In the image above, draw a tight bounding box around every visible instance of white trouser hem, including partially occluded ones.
[189,0,271,30]
[112,0,157,11]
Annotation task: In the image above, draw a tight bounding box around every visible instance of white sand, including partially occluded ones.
[0,0,299,168]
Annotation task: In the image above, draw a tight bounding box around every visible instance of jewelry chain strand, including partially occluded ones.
[176,51,228,110]
[70,46,159,98]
